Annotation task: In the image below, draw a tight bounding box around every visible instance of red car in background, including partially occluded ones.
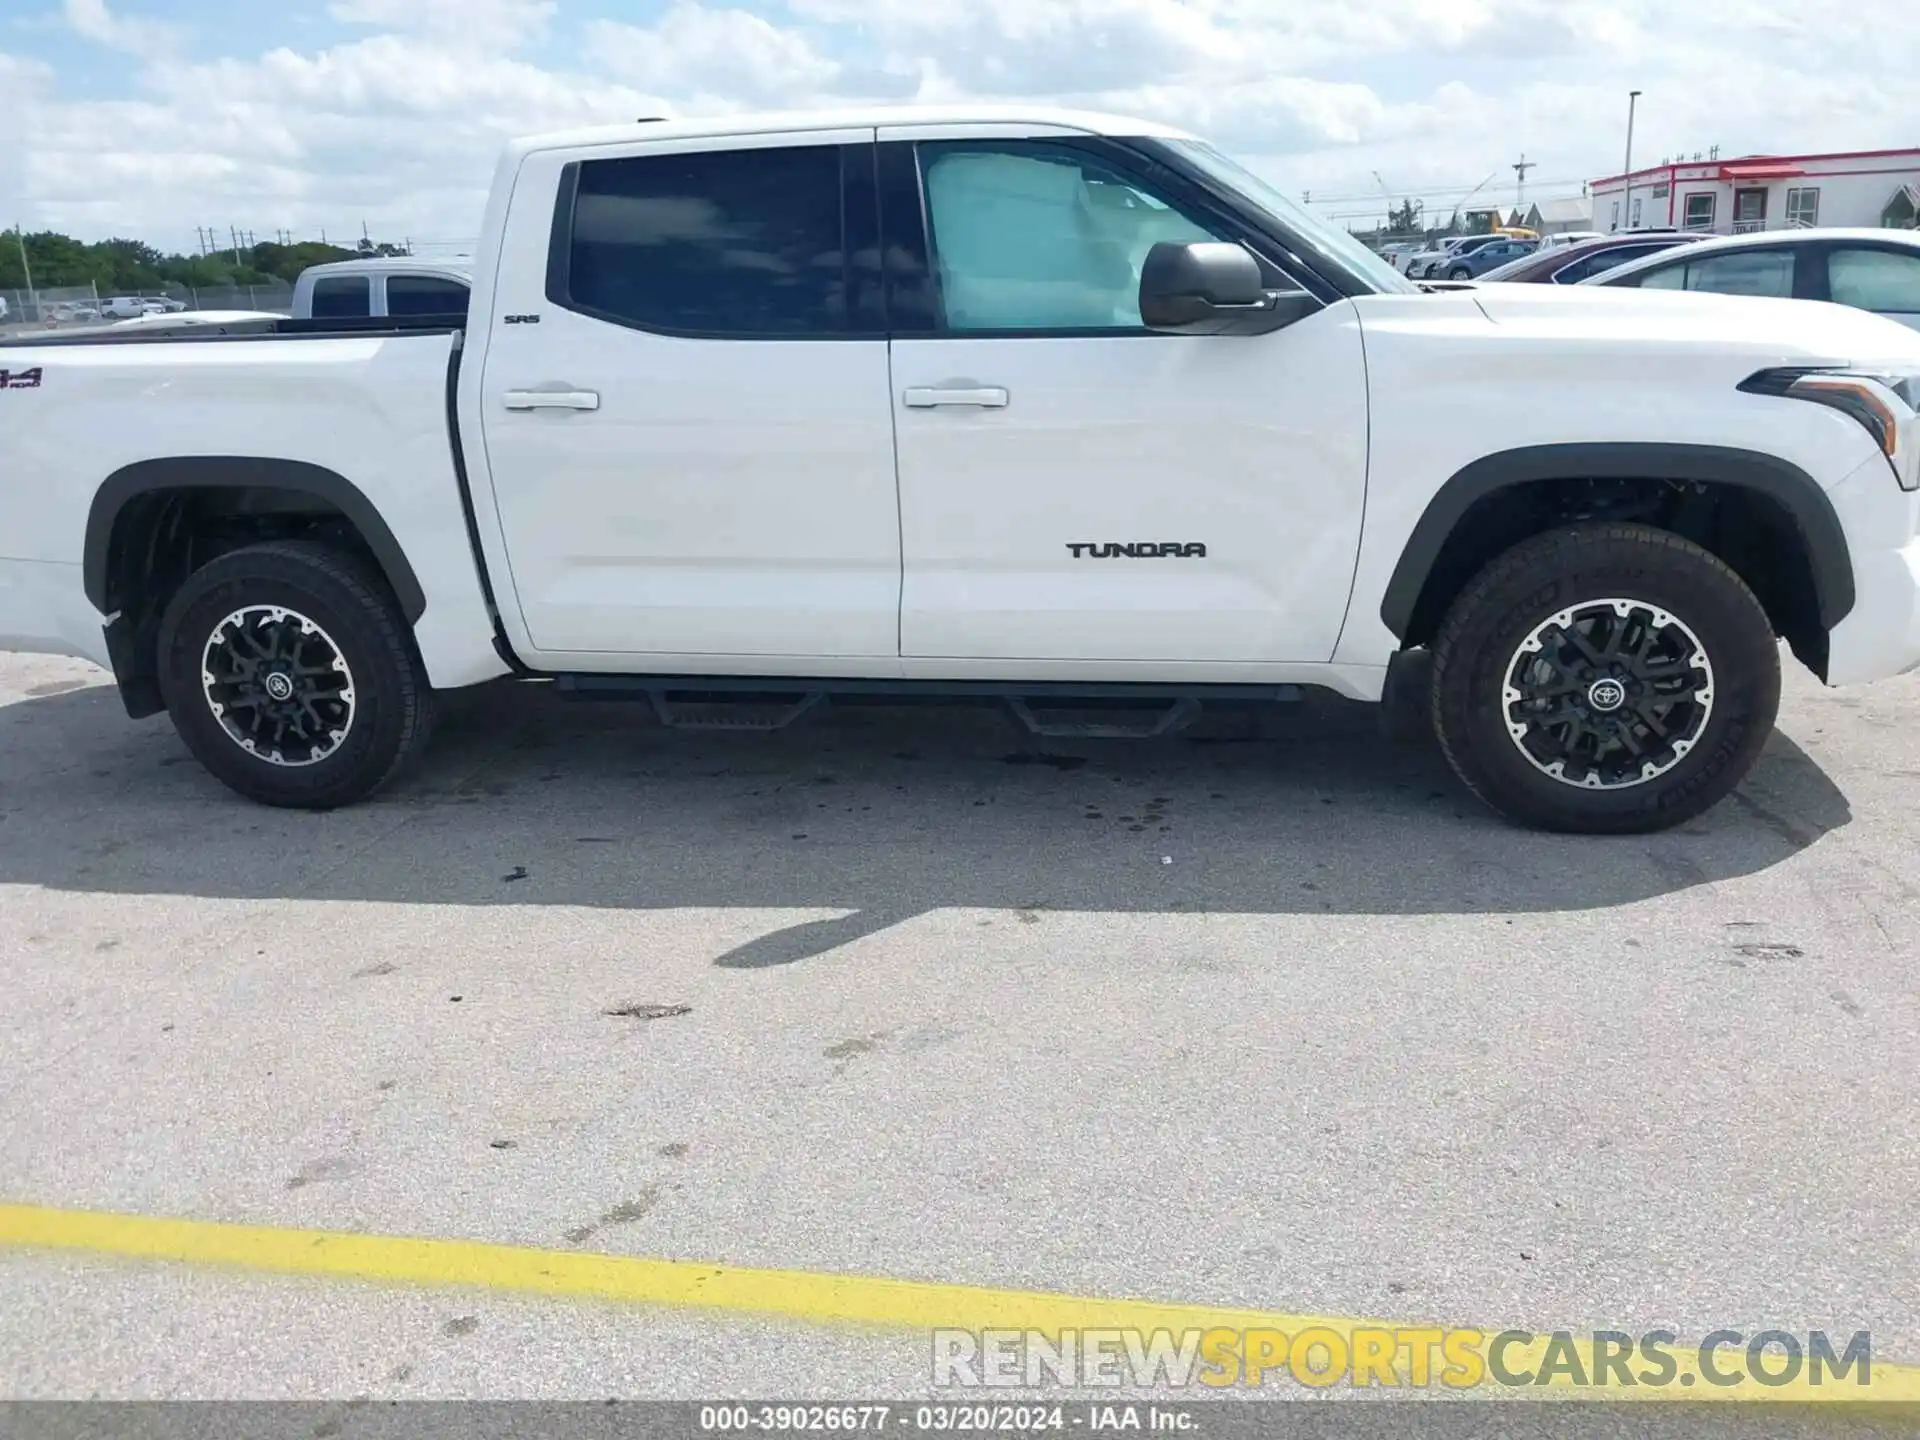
[1475,231,1708,284]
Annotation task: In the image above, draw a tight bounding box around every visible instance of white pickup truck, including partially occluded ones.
[4,106,1919,833]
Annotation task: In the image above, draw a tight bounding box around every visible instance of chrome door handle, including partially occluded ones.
[503,389,600,411]
[903,386,1009,409]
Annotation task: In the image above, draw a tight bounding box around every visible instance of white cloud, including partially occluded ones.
[62,0,180,54]
[587,5,841,110]
[9,0,1920,251]
[326,0,558,50]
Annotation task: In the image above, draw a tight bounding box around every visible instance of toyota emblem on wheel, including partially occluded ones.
[1586,677,1628,713]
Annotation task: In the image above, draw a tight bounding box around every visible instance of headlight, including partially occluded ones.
[1741,366,1920,491]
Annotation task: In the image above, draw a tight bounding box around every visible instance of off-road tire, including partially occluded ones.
[156,540,434,809]
[1431,523,1780,834]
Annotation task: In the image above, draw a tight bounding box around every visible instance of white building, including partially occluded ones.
[1588,147,1920,235]
[1510,197,1595,235]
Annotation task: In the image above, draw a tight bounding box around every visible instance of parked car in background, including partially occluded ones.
[1476,232,1707,285]
[1403,235,1501,278]
[101,297,170,320]
[1585,228,1920,330]
[1537,230,1605,250]
[291,257,472,320]
[1439,236,1538,279]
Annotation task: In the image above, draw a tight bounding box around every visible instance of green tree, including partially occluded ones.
[1,228,411,292]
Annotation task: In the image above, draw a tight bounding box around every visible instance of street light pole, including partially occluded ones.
[10,223,32,312]
[1620,90,1642,232]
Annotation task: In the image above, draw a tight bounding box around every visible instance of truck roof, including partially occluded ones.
[509,105,1197,159]
[297,256,473,280]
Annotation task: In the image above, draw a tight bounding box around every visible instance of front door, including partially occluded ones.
[1734,188,1769,233]
[478,132,901,660]
[882,131,1370,664]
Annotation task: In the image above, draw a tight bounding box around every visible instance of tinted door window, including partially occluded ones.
[918,142,1225,332]
[1681,249,1795,297]
[1556,244,1658,283]
[560,145,849,336]
[309,276,371,318]
[386,274,470,316]
[1827,248,1920,315]
[1626,249,1793,296]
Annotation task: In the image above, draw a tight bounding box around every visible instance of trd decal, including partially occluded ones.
[0,367,43,390]
[1067,542,1207,558]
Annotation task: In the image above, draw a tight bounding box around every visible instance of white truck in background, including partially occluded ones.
[290,256,473,320]
[2,105,1919,834]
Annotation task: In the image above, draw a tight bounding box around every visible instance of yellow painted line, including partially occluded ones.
[2,1201,1916,1402]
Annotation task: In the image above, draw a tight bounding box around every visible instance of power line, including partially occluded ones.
[1303,173,1602,205]
[1513,153,1536,212]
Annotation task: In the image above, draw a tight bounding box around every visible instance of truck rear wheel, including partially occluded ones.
[1430,523,1780,834]
[156,540,434,809]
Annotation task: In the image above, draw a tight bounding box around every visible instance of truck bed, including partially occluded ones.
[1,314,464,348]
[0,320,505,690]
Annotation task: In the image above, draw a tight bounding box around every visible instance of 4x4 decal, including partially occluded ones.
[0,367,43,390]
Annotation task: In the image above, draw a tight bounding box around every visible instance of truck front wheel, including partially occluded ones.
[1430,523,1780,834]
[156,540,434,809]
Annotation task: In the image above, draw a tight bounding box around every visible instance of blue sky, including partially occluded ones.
[4,0,1914,255]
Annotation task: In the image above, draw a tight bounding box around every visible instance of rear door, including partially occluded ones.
[880,126,1370,665]
[477,130,901,661]
[1821,244,1920,331]
[1624,245,1807,299]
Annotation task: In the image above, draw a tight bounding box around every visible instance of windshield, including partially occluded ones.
[1476,249,1549,282]
[1161,139,1417,294]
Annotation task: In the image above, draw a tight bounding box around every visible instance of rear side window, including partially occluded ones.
[1558,243,1673,284]
[310,276,371,318]
[1827,248,1920,315]
[1683,249,1795,297]
[558,145,849,336]
[386,275,470,316]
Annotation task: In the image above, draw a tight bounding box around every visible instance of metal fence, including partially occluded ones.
[1,283,100,327]
[1,280,293,332]
[172,282,295,314]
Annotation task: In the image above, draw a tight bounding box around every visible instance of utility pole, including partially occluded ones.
[1620,90,1642,232]
[1512,154,1536,217]
[12,224,34,310]
[230,227,241,266]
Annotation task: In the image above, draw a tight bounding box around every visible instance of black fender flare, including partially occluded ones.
[1378,442,1856,639]
[84,456,426,622]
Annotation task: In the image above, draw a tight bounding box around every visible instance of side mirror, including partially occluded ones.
[1139,242,1317,336]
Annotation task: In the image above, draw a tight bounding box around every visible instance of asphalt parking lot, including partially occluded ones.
[2,647,1918,1403]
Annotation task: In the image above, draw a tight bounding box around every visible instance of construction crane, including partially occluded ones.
[1448,171,1500,231]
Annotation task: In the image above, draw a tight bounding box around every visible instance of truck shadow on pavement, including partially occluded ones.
[0,677,1852,968]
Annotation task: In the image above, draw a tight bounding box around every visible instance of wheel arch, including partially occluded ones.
[84,457,426,624]
[1380,442,1855,663]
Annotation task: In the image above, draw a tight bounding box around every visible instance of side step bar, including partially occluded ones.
[553,674,1305,736]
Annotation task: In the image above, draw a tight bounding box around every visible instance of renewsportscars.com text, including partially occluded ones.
[931,1327,1874,1392]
